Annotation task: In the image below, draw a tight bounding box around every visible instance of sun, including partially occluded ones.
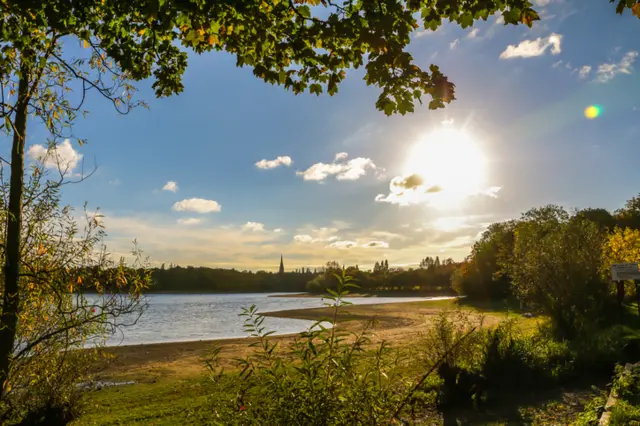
[403,127,487,208]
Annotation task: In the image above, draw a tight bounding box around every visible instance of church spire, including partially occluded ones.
[279,254,285,275]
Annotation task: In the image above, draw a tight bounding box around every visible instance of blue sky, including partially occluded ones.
[23,0,640,270]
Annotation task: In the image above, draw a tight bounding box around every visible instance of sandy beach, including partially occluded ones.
[94,298,524,383]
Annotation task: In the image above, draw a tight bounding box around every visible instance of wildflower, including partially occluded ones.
[239,405,245,411]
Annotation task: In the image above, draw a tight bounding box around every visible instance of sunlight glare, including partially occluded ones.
[403,128,487,208]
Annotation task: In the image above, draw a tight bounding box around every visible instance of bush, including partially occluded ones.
[570,391,607,426]
[566,326,631,377]
[204,273,429,425]
[480,319,568,391]
[419,310,486,408]
[610,399,640,425]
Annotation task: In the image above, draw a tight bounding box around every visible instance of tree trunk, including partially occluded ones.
[0,65,29,396]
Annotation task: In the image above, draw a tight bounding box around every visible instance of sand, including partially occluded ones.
[94,299,511,382]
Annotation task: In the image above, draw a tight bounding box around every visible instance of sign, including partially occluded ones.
[611,263,640,281]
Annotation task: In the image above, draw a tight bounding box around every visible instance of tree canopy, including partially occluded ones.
[1,0,550,117]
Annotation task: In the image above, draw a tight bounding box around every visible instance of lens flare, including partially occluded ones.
[585,105,601,119]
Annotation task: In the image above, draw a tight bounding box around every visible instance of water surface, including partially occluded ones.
[105,293,451,346]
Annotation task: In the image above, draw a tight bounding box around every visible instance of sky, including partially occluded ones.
[19,0,640,271]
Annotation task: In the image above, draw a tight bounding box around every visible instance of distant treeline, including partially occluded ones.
[144,256,458,295]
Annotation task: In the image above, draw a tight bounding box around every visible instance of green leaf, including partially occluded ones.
[383,101,395,116]
[459,13,473,28]
[298,5,311,18]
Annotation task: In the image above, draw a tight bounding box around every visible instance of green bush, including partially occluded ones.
[480,320,567,391]
[612,363,640,404]
[566,326,631,377]
[204,273,431,425]
[570,391,607,426]
[610,399,640,425]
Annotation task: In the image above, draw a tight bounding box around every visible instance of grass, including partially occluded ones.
[72,298,551,425]
[72,377,210,426]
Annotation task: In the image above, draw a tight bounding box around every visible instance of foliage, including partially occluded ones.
[151,265,316,293]
[615,194,640,230]
[480,319,563,391]
[204,272,429,425]
[510,206,613,339]
[609,399,640,426]
[575,208,617,232]
[0,0,546,119]
[570,391,607,426]
[612,363,640,402]
[451,221,515,300]
[603,227,640,294]
[422,310,485,373]
[0,164,150,423]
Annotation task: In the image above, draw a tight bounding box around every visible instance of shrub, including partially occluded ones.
[566,326,631,377]
[570,391,607,426]
[204,272,429,425]
[481,319,561,391]
[610,399,640,425]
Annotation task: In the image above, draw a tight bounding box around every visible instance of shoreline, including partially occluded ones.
[270,292,456,298]
[95,299,449,381]
[94,297,526,384]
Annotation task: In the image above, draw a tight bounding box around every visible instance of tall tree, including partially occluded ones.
[615,194,640,230]
[575,208,617,232]
[510,208,611,339]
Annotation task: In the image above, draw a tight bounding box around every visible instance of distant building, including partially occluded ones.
[279,255,285,275]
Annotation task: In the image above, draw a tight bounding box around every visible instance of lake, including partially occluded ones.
[104,293,451,346]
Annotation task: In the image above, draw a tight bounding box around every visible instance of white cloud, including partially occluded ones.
[466,28,479,39]
[162,181,178,192]
[499,33,562,59]
[334,152,348,161]
[375,174,501,207]
[532,0,552,5]
[255,156,293,169]
[596,51,638,83]
[328,240,357,249]
[243,221,265,232]
[172,198,221,214]
[109,179,122,186]
[449,38,459,50]
[362,241,389,249]
[26,139,82,173]
[274,228,284,233]
[371,231,405,241]
[297,153,377,182]
[432,217,472,232]
[294,234,314,243]
[578,65,592,79]
[177,218,202,226]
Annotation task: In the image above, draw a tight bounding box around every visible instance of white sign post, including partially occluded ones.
[611,263,640,317]
[611,263,640,281]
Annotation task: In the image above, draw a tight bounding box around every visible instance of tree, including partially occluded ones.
[615,194,640,230]
[602,227,640,310]
[575,208,617,232]
[450,221,515,300]
[0,163,149,422]
[510,210,612,339]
